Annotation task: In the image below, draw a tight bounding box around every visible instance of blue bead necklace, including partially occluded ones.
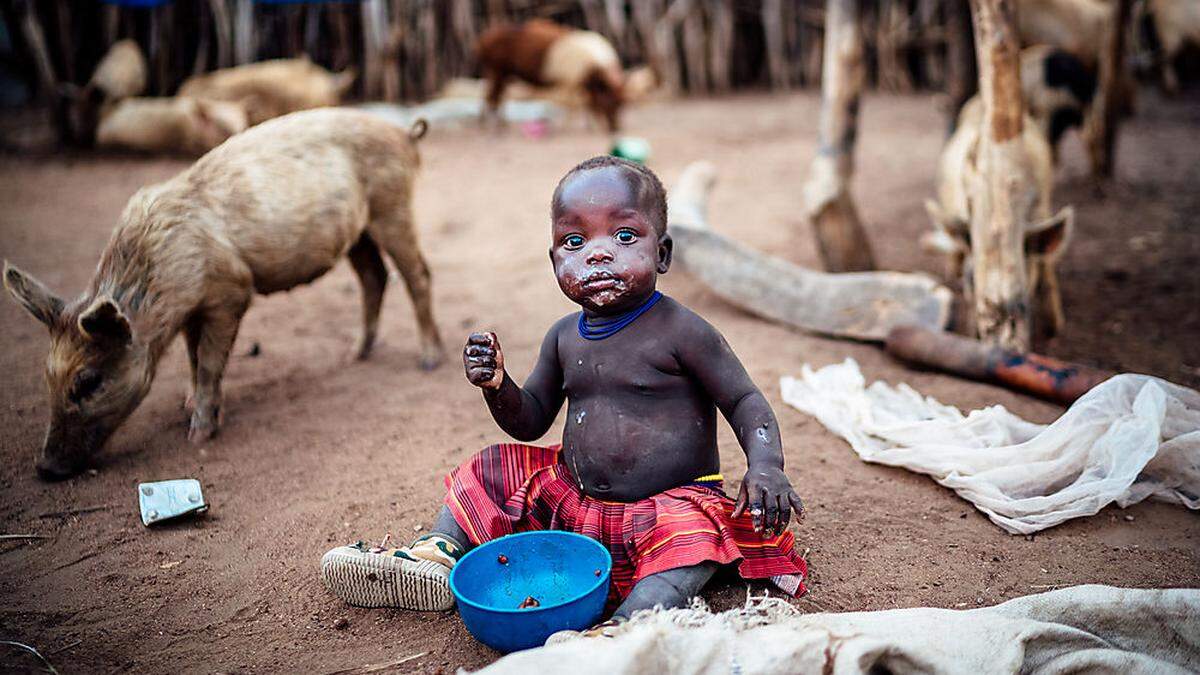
[577,291,663,340]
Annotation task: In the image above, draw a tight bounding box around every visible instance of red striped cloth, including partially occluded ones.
[444,443,808,604]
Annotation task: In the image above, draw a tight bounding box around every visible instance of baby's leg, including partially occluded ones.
[431,504,472,552]
[613,561,719,620]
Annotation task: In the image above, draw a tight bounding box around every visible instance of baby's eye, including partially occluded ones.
[562,234,585,249]
[614,230,638,244]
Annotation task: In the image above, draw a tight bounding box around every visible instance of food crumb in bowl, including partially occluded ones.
[594,569,602,576]
[518,596,540,609]
[497,554,509,564]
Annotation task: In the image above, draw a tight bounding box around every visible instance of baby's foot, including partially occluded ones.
[544,617,627,645]
[320,533,465,611]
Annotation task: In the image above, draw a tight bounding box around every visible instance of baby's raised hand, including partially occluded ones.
[732,464,804,536]
[464,331,505,390]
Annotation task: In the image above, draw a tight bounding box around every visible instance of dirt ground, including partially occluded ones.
[1,91,1198,674]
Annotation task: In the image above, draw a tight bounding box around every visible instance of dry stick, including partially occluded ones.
[209,0,233,69]
[1,641,60,675]
[682,4,708,93]
[53,548,104,571]
[38,504,115,519]
[803,0,876,273]
[1084,0,1132,178]
[762,0,788,90]
[322,651,429,675]
[944,0,977,133]
[48,639,82,656]
[707,0,733,93]
[0,534,50,540]
[967,0,1033,350]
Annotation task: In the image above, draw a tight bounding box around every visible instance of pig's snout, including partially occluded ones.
[35,456,83,481]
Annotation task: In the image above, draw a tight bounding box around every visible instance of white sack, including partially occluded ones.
[475,586,1200,675]
[779,359,1200,534]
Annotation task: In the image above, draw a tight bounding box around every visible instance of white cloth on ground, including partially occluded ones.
[474,585,1200,675]
[778,359,1200,534]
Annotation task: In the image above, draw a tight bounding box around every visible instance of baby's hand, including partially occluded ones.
[732,464,804,536]
[464,331,505,390]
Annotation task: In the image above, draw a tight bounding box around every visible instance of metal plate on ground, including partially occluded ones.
[138,479,207,527]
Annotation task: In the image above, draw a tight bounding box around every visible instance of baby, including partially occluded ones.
[321,157,807,631]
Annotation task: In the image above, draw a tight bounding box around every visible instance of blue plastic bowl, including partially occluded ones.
[450,531,612,653]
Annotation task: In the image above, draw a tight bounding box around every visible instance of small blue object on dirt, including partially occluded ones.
[610,137,650,164]
[138,479,208,527]
[450,531,611,653]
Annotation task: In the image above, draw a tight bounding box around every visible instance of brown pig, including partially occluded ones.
[4,108,442,480]
[95,96,249,155]
[476,19,625,132]
[922,97,1074,340]
[177,57,356,126]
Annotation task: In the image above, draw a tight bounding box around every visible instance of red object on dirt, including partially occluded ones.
[885,325,1115,405]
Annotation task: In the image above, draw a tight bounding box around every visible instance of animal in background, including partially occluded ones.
[96,96,249,155]
[922,97,1074,340]
[60,39,149,146]
[1019,45,1097,160]
[177,57,356,125]
[476,19,625,132]
[4,109,442,480]
[1017,0,1111,66]
[1144,0,1200,93]
[87,39,148,102]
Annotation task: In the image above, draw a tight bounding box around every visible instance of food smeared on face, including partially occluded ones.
[550,158,670,316]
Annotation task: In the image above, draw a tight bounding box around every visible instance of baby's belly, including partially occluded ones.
[560,397,719,502]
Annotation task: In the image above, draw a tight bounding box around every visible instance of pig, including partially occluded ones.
[4,108,442,480]
[177,57,357,126]
[1017,0,1111,66]
[922,97,1074,339]
[95,96,249,156]
[60,39,149,147]
[87,39,148,102]
[1020,45,1097,160]
[1145,0,1200,94]
[476,19,625,132]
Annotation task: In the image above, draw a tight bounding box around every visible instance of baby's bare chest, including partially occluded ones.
[558,342,694,398]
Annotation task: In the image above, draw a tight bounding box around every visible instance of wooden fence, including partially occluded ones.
[2,0,970,101]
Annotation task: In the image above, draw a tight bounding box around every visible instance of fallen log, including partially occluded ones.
[885,325,1113,404]
[667,161,952,342]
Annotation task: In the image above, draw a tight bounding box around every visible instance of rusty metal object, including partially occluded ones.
[885,325,1114,405]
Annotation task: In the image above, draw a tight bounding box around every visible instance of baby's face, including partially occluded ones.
[551,166,665,314]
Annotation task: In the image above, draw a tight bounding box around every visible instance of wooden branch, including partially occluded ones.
[762,0,788,90]
[886,325,1113,404]
[967,0,1031,350]
[669,162,951,342]
[803,0,876,273]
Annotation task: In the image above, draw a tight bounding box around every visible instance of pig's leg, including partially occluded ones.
[188,294,251,443]
[482,70,509,129]
[346,232,388,360]
[371,215,444,370]
[183,316,202,413]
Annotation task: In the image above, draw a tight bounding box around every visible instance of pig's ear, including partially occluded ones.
[332,68,357,98]
[3,261,64,328]
[1025,206,1074,262]
[79,297,132,345]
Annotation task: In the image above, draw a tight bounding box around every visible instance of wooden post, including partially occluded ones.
[1084,0,1132,178]
[763,0,788,90]
[802,0,876,272]
[233,0,255,65]
[967,0,1031,350]
[944,0,977,133]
